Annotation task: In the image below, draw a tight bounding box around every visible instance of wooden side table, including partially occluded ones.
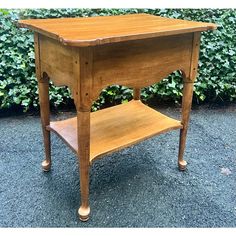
[18,14,216,221]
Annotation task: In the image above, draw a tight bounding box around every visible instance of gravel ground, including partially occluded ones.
[0,104,236,227]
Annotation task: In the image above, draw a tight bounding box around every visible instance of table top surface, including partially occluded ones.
[18,13,217,47]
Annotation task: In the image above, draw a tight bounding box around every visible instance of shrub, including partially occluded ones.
[0,9,235,112]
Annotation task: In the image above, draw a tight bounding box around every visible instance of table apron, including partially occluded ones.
[38,33,198,104]
[93,33,193,90]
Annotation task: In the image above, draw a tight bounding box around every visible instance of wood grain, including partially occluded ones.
[92,34,193,101]
[34,30,198,106]
[47,100,183,163]
[39,35,74,88]
[18,13,217,47]
[188,32,201,82]
[74,47,93,221]
[77,111,90,221]
[77,47,94,111]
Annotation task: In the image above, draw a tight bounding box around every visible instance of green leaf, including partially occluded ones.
[1,9,236,112]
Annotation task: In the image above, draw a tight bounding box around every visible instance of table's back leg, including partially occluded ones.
[133,88,141,100]
[38,78,51,171]
[178,82,194,170]
[34,33,51,172]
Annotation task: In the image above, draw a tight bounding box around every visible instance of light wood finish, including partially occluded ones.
[91,34,193,101]
[188,32,201,82]
[19,14,216,221]
[76,47,94,111]
[47,100,183,163]
[178,82,194,171]
[77,111,90,221]
[34,33,51,172]
[133,88,141,100]
[75,47,93,221]
[18,13,216,47]
[39,35,74,89]
[39,33,195,103]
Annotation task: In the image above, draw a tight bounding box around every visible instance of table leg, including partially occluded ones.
[77,111,90,221]
[38,77,51,172]
[34,32,51,172]
[133,88,141,100]
[178,82,194,171]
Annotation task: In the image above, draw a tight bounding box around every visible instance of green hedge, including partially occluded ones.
[0,9,236,112]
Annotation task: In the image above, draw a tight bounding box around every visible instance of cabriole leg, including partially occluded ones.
[77,111,90,221]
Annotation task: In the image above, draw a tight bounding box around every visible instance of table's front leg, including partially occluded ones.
[77,111,90,221]
[34,33,51,172]
[178,32,201,171]
[73,47,93,221]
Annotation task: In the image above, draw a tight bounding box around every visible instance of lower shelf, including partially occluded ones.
[47,100,183,163]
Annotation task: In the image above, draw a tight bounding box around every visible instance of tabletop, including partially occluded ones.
[18,13,217,47]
